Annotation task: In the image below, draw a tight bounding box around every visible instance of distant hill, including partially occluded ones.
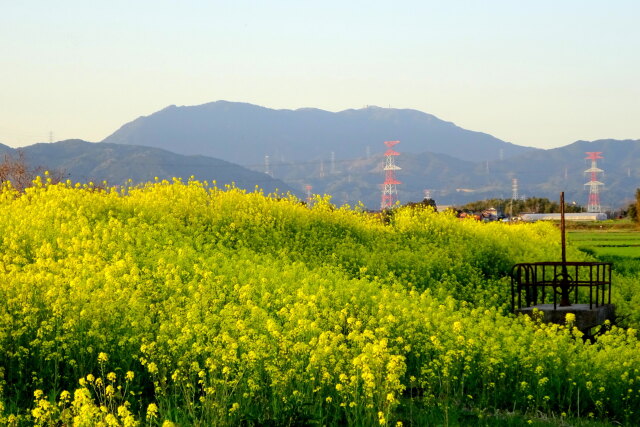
[2,140,295,195]
[5,109,639,211]
[0,143,12,155]
[272,139,640,210]
[485,139,640,208]
[102,101,536,164]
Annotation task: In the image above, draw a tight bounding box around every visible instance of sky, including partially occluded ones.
[1,0,639,149]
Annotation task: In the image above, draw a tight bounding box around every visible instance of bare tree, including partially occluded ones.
[0,150,66,191]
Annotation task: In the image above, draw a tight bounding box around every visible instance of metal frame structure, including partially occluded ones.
[305,185,313,203]
[584,152,604,212]
[381,140,401,209]
[511,261,612,311]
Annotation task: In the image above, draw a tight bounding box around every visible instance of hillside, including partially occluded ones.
[270,150,483,207]
[3,140,295,195]
[272,138,640,209]
[102,101,535,164]
[484,139,640,207]
[5,138,638,210]
[99,101,639,209]
[4,137,638,210]
[0,142,12,155]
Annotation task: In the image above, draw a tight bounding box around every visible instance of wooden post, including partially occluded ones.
[561,192,566,264]
[560,192,571,306]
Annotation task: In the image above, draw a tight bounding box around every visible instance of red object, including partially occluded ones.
[381,141,401,209]
[584,152,604,212]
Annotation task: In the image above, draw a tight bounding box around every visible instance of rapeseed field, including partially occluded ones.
[0,178,638,425]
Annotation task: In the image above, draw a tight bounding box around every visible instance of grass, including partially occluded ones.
[568,230,640,259]
[564,219,637,231]
[395,401,618,426]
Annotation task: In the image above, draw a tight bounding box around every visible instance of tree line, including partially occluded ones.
[456,197,583,217]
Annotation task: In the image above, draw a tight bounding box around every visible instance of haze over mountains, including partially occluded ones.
[103,101,535,164]
[280,138,638,209]
[0,140,294,195]
[3,101,639,210]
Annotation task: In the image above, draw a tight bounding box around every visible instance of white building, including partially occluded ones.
[520,212,608,222]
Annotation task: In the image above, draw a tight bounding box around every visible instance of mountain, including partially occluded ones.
[270,150,483,207]
[102,101,536,164]
[272,139,640,209]
[3,138,637,211]
[0,143,12,155]
[5,140,295,194]
[484,139,640,208]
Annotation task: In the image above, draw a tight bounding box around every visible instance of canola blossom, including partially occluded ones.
[0,178,638,425]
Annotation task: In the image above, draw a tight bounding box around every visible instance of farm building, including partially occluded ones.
[520,212,608,222]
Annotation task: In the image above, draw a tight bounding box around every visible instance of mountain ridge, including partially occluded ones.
[2,137,638,210]
[102,101,537,164]
[1,140,296,195]
[271,138,640,209]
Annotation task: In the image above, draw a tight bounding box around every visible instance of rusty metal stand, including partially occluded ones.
[511,192,615,334]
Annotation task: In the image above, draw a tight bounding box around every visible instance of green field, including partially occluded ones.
[568,230,640,259]
[568,229,640,332]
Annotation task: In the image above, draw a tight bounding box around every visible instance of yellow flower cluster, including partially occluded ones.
[0,179,638,425]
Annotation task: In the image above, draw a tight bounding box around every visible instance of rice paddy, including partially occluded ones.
[568,231,640,259]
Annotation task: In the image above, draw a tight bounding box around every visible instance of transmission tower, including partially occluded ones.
[264,155,272,177]
[305,185,313,203]
[319,159,325,178]
[511,178,519,200]
[330,151,336,174]
[584,152,604,212]
[381,140,401,209]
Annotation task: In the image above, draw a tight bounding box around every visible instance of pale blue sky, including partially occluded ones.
[1,1,639,149]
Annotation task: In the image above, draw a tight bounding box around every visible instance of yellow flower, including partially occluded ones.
[105,385,115,398]
[378,411,386,425]
[146,403,159,420]
[452,321,463,333]
[98,352,109,363]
